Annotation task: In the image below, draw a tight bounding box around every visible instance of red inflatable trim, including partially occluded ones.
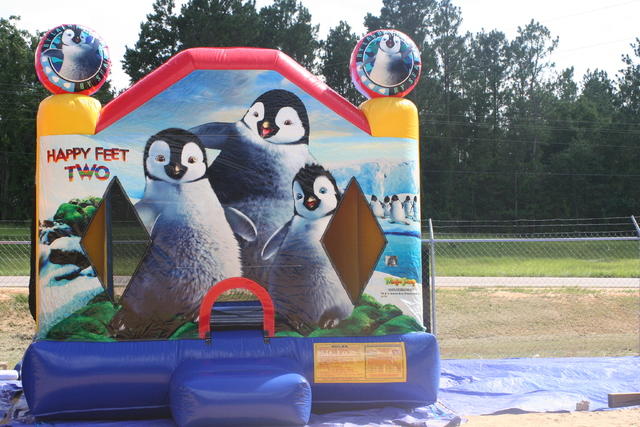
[198,277,275,339]
[97,48,370,134]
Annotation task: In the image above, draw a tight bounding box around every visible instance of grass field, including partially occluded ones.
[433,239,640,278]
[1,287,638,369]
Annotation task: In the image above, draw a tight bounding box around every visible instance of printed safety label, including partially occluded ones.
[313,342,407,383]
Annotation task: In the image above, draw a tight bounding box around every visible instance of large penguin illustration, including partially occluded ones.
[261,164,353,333]
[110,129,256,339]
[190,89,314,285]
[368,33,410,87]
[42,27,101,81]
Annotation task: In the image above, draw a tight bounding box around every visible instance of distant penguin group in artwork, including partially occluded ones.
[262,164,353,332]
[190,89,315,285]
[111,128,256,339]
[42,27,102,81]
[370,193,420,224]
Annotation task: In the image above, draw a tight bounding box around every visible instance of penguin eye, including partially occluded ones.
[155,154,165,162]
[296,193,303,200]
[284,119,293,125]
[253,111,259,117]
[319,187,327,194]
[187,156,197,164]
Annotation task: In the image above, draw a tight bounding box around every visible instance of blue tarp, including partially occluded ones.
[4,356,639,425]
[439,356,640,415]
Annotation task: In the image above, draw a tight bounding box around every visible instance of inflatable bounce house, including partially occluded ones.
[24,24,439,425]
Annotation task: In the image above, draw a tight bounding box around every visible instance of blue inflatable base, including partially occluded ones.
[170,358,312,426]
[22,331,439,420]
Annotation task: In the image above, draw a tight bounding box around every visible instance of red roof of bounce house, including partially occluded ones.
[96,47,371,134]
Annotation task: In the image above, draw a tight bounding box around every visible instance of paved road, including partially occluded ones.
[2,276,638,288]
[436,276,639,288]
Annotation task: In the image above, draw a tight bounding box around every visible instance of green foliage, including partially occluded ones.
[0,17,47,220]
[319,21,363,105]
[291,294,423,337]
[373,315,423,336]
[170,321,198,339]
[258,0,319,70]
[124,0,320,84]
[53,197,101,234]
[47,315,110,340]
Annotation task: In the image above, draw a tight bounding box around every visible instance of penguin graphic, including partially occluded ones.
[190,89,314,285]
[389,194,411,225]
[42,27,102,82]
[382,195,391,218]
[402,195,413,219]
[261,164,353,333]
[369,195,385,218]
[412,195,420,221]
[110,128,256,339]
[368,33,411,87]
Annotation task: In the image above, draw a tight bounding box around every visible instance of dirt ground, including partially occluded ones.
[463,407,640,426]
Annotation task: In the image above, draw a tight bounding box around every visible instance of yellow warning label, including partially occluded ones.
[313,342,407,383]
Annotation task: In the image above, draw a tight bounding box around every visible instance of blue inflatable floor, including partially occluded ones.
[4,356,639,425]
[440,356,640,415]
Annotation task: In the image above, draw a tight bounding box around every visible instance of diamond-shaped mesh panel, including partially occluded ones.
[322,177,387,303]
[81,178,150,300]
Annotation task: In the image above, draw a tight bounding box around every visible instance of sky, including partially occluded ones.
[2,0,639,91]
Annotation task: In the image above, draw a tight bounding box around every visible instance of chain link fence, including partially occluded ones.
[422,216,640,335]
[0,221,31,286]
[2,217,639,290]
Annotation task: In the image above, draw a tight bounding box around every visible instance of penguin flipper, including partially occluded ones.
[189,122,236,149]
[41,48,63,60]
[224,207,257,242]
[261,220,291,260]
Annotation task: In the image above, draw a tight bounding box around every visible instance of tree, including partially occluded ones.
[0,17,46,219]
[123,0,321,83]
[175,0,260,49]
[364,0,436,49]
[319,21,362,105]
[258,0,319,70]
[123,0,179,84]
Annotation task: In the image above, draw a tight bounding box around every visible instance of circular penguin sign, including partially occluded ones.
[35,24,110,95]
[350,29,421,98]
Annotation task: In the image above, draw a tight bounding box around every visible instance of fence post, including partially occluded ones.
[428,218,437,336]
[631,216,640,238]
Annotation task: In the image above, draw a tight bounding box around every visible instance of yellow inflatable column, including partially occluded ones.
[35,94,101,326]
[359,97,419,141]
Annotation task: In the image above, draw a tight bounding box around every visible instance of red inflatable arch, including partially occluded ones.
[198,277,276,339]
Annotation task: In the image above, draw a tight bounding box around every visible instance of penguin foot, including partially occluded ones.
[320,317,340,329]
[285,313,314,335]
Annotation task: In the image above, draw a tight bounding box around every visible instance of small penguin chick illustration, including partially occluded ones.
[42,26,102,82]
[383,195,391,218]
[389,194,411,225]
[369,33,411,87]
[369,194,385,218]
[190,89,315,285]
[262,164,353,333]
[402,195,413,219]
[110,128,256,339]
